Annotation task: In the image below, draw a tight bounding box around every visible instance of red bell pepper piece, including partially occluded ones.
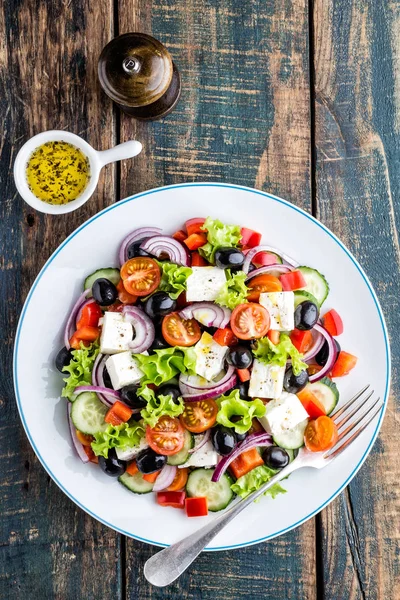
[237,368,251,382]
[267,330,280,345]
[213,328,238,347]
[172,230,187,243]
[156,491,186,509]
[185,497,208,517]
[331,351,357,377]
[229,448,264,479]
[185,218,206,236]
[184,233,208,251]
[191,251,208,266]
[290,329,313,353]
[280,270,307,291]
[76,302,103,329]
[297,388,326,418]
[240,227,262,248]
[322,309,344,336]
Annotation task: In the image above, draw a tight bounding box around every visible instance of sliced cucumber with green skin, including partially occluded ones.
[306,377,339,415]
[297,266,329,307]
[84,268,120,294]
[70,392,108,435]
[167,430,194,466]
[286,448,298,462]
[186,468,234,512]
[272,418,308,450]
[119,471,154,494]
[294,289,320,308]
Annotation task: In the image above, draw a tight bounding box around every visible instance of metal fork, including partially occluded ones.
[144,385,383,587]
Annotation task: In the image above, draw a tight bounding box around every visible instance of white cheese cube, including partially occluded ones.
[116,437,149,461]
[178,440,219,468]
[105,351,144,390]
[186,267,226,302]
[258,392,309,436]
[100,312,133,354]
[249,359,285,399]
[194,332,228,381]
[259,291,295,331]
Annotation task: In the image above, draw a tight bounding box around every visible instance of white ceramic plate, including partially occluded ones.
[13,183,390,550]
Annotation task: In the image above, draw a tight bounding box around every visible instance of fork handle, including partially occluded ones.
[144,460,299,587]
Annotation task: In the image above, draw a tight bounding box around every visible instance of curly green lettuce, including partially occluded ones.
[215,270,249,310]
[199,217,242,263]
[134,346,197,392]
[231,465,286,500]
[216,389,266,434]
[91,421,145,458]
[253,333,307,376]
[61,341,99,401]
[139,386,184,428]
[158,262,192,299]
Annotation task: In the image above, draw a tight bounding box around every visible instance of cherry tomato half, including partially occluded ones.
[247,274,282,302]
[120,257,161,297]
[180,399,218,433]
[146,416,185,456]
[230,303,270,340]
[162,312,201,347]
[304,416,338,452]
[166,467,189,491]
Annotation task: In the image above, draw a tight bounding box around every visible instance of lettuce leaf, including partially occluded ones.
[199,217,242,263]
[252,333,307,375]
[139,386,184,428]
[231,465,286,500]
[215,270,249,310]
[91,421,145,458]
[158,262,192,300]
[134,346,197,392]
[61,341,99,401]
[216,389,266,434]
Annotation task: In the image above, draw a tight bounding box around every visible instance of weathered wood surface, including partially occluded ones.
[0,0,398,598]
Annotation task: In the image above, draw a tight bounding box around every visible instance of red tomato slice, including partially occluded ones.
[247,274,282,302]
[76,302,102,329]
[290,329,313,353]
[213,327,238,347]
[157,491,186,509]
[240,227,262,247]
[120,257,161,297]
[297,389,326,419]
[185,217,206,236]
[230,303,270,340]
[304,416,338,452]
[117,279,138,304]
[166,468,189,492]
[280,270,307,291]
[146,416,185,456]
[185,497,208,517]
[162,312,201,347]
[180,399,218,433]
[323,309,344,336]
[252,252,279,267]
[267,330,280,345]
[330,351,357,377]
[172,230,187,243]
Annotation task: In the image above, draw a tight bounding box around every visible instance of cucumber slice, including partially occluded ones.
[307,377,339,415]
[297,266,329,306]
[167,430,194,466]
[272,418,308,450]
[285,448,298,462]
[119,471,154,494]
[84,268,120,294]
[294,290,320,308]
[186,468,234,512]
[70,392,108,435]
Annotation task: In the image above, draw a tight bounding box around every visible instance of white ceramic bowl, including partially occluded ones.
[13,130,142,215]
[13,183,390,550]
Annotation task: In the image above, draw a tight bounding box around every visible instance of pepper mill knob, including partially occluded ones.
[98,33,181,120]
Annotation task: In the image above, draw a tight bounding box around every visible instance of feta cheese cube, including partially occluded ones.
[100,312,133,354]
[249,359,285,399]
[116,437,149,461]
[194,332,228,381]
[178,440,219,468]
[105,351,144,390]
[186,267,226,302]
[258,392,309,436]
[259,291,295,331]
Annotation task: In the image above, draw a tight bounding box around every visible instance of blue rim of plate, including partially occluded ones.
[13,182,391,551]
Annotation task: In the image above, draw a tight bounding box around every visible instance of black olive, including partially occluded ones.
[283,367,309,394]
[215,247,245,270]
[55,347,73,372]
[157,383,181,402]
[248,263,256,273]
[315,339,341,367]
[92,278,118,306]
[262,446,290,469]
[127,237,153,259]
[144,292,177,319]
[235,432,247,442]
[136,449,167,474]
[103,366,113,389]
[120,384,147,409]
[234,380,250,400]
[294,301,319,331]
[149,330,170,352]
[227,345,253,369]
[211,426,237,456]
[98,448,127,477]
[203,326,218,336]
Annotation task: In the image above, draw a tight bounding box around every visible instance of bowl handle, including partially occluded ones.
[97,140,142,167]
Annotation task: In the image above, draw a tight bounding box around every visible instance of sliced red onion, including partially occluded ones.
[243,245,298,274]
[153,465,177,492]
[75,299,96,328]
[179,366,236,392]
[211,431,273,482]
[119,226,162,265]
[179,302,231,328]
[67,403,89,463]
[92,353,114,406]
[182,377,237,401]
[122,306,155,353]
[308,323,338,382]
[303,329,325,362]
[246,264,293,281]
[64,289,90,350]
[140,236,190,266]
[188,430,211,454]
[74,385,121,401]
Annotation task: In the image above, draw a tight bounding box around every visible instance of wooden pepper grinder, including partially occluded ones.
[98,33,181,120]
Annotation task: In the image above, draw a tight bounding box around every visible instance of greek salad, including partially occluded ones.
[56,217,358,518]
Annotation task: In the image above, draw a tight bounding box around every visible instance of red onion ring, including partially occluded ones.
[92,353,114,406]
[64,289,90,350]
[246,264,293,281]
[182,373,237,401]
[188,430,211,454]
[211,431,273,482]
[243,245,298,274]
[179,302,231,328]
[308,324,338,382]
[140,236,190,266]
[152,465,177,491]
[67,403,89,463]
[119,226,162,265]
[179,366,236,392]
[303,329,325,362]
[122,306,155,353]
[74,385,121,402]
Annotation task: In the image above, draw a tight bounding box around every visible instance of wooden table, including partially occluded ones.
[1,1,399,598]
